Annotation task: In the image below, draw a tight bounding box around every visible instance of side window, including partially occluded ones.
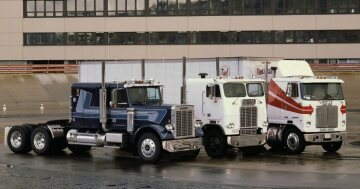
[286,83,299,98]
[206,85,221,98]
[112,89,128,108]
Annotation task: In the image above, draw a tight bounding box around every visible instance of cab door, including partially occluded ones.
[203,84,223,121]
[284,82,301,121]
[109,88,129,130]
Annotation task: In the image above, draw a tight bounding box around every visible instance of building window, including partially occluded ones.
[24,30,360,46]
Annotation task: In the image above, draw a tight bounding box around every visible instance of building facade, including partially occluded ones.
[1,0,360,64]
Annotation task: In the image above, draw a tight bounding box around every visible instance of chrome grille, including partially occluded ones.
[240,106,257,128]
[316,105,338,128]
[174,106,194,138]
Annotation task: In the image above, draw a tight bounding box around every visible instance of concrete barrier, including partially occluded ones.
[0,73,359,116]
[0,74,77,115]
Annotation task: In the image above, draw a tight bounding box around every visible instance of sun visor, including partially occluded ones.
[276,60,314,77]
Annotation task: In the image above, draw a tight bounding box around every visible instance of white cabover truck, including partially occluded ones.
[185,74,268,158]
[262,60,347,153]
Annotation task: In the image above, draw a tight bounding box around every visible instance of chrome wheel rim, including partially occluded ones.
[33,132,46,150]
[141,139,156,158]
[287,133,300,151]
[10,131,22,148]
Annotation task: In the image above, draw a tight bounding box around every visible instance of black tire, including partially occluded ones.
[30,126,53,155]
[180,149,200,160]
[67,144,92,154]
[203,130,227,158]
[242,146,266,156]
[137,133,162,163]
[322,142,342,153]
[7,126,32,153]
[283,128,306,154]
[53,137,68,152]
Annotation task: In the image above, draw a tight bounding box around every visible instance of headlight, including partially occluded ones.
[166,124,174,131]
[227,122,235,129]
[194,120,203,128]
[262,121,268,127]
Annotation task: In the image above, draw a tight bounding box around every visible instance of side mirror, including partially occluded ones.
[286,84,292,97]
[109,101,114,107]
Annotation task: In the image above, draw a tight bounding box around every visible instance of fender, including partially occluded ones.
[202,124,225,136]
[133,124,174,143]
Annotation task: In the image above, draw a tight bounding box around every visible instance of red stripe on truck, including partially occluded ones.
[267,80,314,115]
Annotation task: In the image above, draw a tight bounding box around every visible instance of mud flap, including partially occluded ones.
[4,126,10,146]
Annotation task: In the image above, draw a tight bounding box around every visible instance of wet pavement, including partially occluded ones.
[1,112,360,189]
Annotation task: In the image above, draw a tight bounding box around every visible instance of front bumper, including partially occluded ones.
[227,133,266,147]
[304,132,347,143]
[162,137,202,153]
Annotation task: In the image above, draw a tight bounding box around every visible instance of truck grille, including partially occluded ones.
[316,105,338,128]
[174,106,194,138]
[240,106,257,128]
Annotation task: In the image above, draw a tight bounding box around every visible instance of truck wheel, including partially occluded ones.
[68,144,91,154]
[283,128,306,154]
[203,130,227,158]
[7,126,32,153]
[322,142,342,153]
[30,126,53,155]
[137,133,162,163]
[242,146,266,156]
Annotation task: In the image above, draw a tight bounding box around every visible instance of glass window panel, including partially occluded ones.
[36,0,45,16]
[263,0,272,14]
[178,0,187,15]
[191,0,209,15]
[168,0,178,15]
[127,0,136,12]
[149,0,157,15]
[274,0,285,14]
[137,0,145,15]
[286,0,304,14]
[95,0,104,10]
[77,0,85,16]
[46,1,54,16]
[349,0,358,13]
[108,0,116,15]
[27,1,35,12]
[67,0,76,16]
[27,1,36,16]
[86,0,95,11]
[67,32,77,45]
[274,31,285,43]
[285,31,295,43]
[304,0,315,13]
[157,0,168,15]
[232,0,243,14]
[117,0,126,14]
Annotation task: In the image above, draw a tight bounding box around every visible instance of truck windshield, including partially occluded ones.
[300,83,344,100]
[223,83,246,97]
[127,87,162,105]
[246,83,264,97]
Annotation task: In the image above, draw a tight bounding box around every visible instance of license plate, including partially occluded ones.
[325,133,331,139]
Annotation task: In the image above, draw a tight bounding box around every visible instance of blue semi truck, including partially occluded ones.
[5,79,202,162]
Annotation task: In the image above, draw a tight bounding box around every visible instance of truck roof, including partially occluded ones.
[273,60,314,78]
[187,77,265,84]
[273,77,344,83]
[72,82,162,88]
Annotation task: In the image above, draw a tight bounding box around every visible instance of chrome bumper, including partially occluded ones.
[227,133,266,147]
[162,137,202,153]
[304,132,347,143]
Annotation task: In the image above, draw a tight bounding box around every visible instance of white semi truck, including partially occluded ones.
[185,74,267,158]
[259,60,347,153]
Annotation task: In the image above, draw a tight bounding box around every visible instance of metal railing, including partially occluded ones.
[0,64,78,74]
[311,64,360,72]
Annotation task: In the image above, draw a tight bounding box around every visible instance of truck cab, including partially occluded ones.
[5,80,202,163]
[266,60,347,153]
[186,75,267,158]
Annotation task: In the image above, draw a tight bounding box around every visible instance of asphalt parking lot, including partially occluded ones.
[0,112,360,189]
